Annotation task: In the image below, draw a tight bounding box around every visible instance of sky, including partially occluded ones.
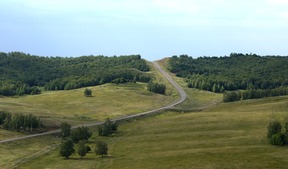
[1,0,288,61]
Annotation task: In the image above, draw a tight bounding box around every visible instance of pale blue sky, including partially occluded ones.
[1,0,288,60]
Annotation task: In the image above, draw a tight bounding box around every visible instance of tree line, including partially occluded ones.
[168,53,288,101]
[0,81,41,96]
[0,52,151,96]
[223,87,288,102]
[0,111,41,132]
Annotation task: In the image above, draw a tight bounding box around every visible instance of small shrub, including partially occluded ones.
[270,133,286,146]
[267,121,282,139]
[84,88,92,97]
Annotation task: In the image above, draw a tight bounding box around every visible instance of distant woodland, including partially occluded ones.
[0,52,151,96]
[168,53,288,102]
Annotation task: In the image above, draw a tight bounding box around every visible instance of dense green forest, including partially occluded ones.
[168,53,288,101]
[0,52,151,96]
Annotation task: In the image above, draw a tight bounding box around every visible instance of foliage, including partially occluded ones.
[59,139,75,159]
[77,141,87,158]
[0,52,151,96]
[267,121,282,139]
[84,88,92,97]
[267,120,288,146]
[270,133,286,146]
[223,88,288,102]
[86,145,91,153]
[60,122,71,139]
[147,81,166,94]
[98,118,118,136]
[0,81,41,96]
[71,126,92,143]
[169,53,288,100]
[95,141,108,157]
[0,111,41,132]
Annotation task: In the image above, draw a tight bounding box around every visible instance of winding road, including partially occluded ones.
[0,62,186,144]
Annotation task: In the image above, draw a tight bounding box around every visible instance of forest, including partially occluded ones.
[0,52,151,96]
[168,53,288,101]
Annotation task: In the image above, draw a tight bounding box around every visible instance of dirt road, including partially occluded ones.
[0,62,186,143]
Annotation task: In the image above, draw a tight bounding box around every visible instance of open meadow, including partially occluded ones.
[1,60,288,169]
[17,93,288,169]
[0,83,175,126]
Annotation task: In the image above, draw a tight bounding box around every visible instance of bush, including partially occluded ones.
[270,133,286,146]
[267,121,282,139]
[95,141,108,157]
[71,126,92,143]
[84,88,92,97]
[147,82,166,94]
[98,118,118,136]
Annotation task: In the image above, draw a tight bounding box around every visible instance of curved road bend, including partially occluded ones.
[0,62,186,144]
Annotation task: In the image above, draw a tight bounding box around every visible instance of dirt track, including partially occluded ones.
[0,62,186,144]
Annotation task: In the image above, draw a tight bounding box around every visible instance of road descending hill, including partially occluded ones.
[0,62,186,144]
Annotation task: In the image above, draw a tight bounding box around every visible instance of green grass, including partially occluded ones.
[0,135,59,169]
[3,60,288,168]
[0,82,175,128]
[18,95,288,169]
[0,129,24,141]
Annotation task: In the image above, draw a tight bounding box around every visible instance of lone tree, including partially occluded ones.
[77,141,87,159]
[59,139,75,159]
[84,88,92,97]
[95,141,108,157]
[60,122,71,139]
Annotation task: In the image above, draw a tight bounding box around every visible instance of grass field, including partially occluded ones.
[0,82,175,128]
[2,60,288,168]
[18,95,288,169]
[0,135,59,169]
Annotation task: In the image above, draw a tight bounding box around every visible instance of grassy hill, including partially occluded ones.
[0,83,175,129]
[13,61,288,169]
[1,58,288,169]
[0,59,179,168]
[16,91,288,169]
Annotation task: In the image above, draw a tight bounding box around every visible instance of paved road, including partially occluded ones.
[0,62,186,144]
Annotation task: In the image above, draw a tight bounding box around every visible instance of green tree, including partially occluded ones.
[270,133,286,146]
[59,139,75,159]
[98,118,118,136]
[60,122,71,139]
[71,126,92,143]
[147,82,166,94]
[77,141,87,159]
[84,88,92,97]
[267,121,282,139]
[95,141,108,157]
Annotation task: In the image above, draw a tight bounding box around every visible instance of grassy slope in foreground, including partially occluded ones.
[18,62,288,169]
[19,96,288,169]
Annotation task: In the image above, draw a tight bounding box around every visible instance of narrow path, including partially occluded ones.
[0,62,186,144]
